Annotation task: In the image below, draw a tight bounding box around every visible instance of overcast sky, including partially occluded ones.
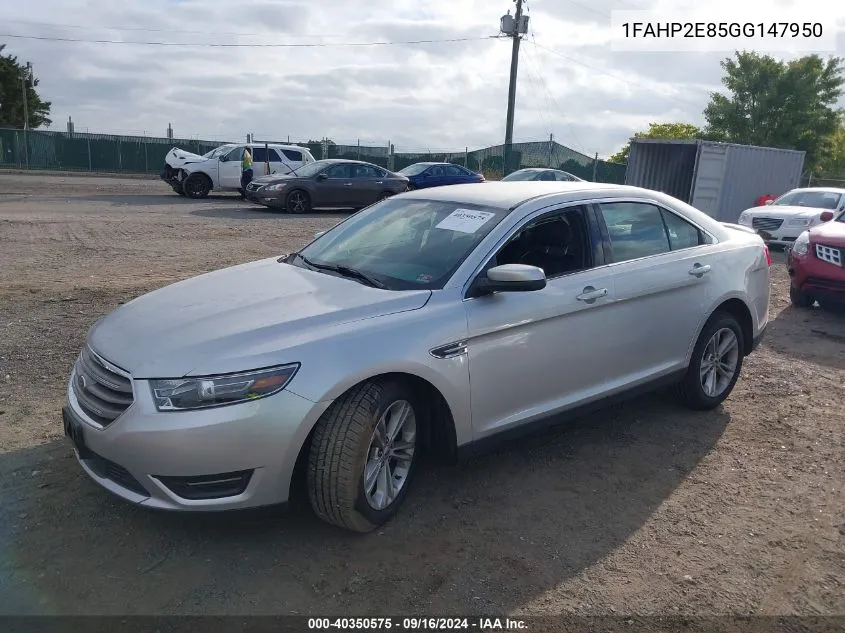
[2,0,844,158]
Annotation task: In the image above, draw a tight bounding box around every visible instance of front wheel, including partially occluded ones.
[183,174,211,199]
[789,285,814,308]
[307,380,420,532]
[675,311,744,411]
[286,189,311,214]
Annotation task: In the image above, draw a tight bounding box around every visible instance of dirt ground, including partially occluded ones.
[0,173,843,617]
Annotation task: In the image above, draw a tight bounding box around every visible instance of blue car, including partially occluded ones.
[397,162,485,190]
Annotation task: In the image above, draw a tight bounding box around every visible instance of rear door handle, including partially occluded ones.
[576,286,608,303]
[376,181,384,184]
[343,182,353,186]
[689,264,711,277]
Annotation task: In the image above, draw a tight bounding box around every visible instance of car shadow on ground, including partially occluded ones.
[1,393,730,614]
[767,303,845,371]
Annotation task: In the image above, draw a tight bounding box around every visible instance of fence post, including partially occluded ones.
[87,136,92,172]
[144,137,149,173]
[118,138,123,172]
[548,133,553,167]
[465,147,469,168]
[357,139,361,161]
[592,152,598,181]
[23,129,29,169]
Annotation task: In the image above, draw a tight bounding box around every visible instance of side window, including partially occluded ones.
[538,171,556,181]
[353,164,380,178]
[556,172,576,181]
[428,166,444,177]
[266,149,283,162]
[223,146,244,162]
[493,206,592,278]
[326,164,352,178]
[444,165,464,176]
[599,202,670,263]
[660,209,705,250]
[282,149,303,162]
[251,147,269,162]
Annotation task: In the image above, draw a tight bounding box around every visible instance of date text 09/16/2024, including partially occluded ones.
[307,618,528,631]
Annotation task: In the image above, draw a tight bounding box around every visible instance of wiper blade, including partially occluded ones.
[296,255,387,289]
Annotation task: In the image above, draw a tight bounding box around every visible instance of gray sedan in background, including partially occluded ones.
[63,181,771,532]
[245,159,409,213]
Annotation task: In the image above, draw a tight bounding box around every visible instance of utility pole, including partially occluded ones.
[501,0,527,176]
[21,62,32,169]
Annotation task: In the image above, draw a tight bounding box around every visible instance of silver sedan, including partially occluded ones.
[63,182,771,532]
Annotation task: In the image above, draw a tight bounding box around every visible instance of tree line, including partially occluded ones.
[609,51,845,178]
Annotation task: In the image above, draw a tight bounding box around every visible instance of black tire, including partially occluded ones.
[307,380,420,533]
[183,173,211,199]
[789,285,814,308]
[675,311,745,411]
[172,182,186,197]
[286,189,311,214]
[378,191,393,200]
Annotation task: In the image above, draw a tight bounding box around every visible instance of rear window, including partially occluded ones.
[282,149,303,162]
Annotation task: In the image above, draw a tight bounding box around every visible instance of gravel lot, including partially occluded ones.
[0,173,843,617]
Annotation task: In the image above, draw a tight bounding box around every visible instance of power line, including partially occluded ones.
[0,32,496,48]
[0,18,350,37]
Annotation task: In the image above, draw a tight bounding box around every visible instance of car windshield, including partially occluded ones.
[293,198,508,290]
[202,145,234,159]
[774,190,842,209]
[501,170,538,181]
[397,164,431,176]
[288,161,331,177]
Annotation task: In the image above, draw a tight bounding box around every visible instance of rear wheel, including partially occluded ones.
[789,285,814,308]
[183,173,211,199]
[286,189,311,214]
[675,311,744,411]
[307,380,420,532]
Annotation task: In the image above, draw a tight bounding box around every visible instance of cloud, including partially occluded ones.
[1,0,844,156]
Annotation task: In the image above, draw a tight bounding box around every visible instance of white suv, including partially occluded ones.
[161,143,317,198]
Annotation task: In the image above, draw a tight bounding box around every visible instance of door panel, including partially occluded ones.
[320,164,355,207]
[597,201,715,382]
[464,268,618,438]
[219,146,244,188]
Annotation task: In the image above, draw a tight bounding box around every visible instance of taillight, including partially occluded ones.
[764,245,772,267]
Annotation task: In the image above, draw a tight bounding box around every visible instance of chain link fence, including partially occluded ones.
[0,128,628,183]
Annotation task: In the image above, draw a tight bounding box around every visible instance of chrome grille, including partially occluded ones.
[816,243,843,267]
[751,217,784,232]
[71,347,133,427]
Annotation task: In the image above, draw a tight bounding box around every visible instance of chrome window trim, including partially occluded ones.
[460,195,720,299]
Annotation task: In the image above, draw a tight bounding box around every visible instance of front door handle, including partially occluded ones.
[343,182,353,186]
[576,286,608,303]
[376,181,384,184]
[689,264,712,277]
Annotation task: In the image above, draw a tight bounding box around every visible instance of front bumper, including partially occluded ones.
[788,247,845,303]
[741,221,814,246]
[63,369,330,511]
[244,185,284,207]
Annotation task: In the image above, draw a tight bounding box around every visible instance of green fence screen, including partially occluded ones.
[0,128,627,184]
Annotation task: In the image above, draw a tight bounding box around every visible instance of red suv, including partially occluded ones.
[788,209,845,308]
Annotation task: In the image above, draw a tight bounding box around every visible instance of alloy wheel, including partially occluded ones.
[288,191,307,213]
[699,327,740,398]
[363,400,416,511]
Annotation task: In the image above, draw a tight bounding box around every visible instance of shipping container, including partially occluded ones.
[624,139,805,222]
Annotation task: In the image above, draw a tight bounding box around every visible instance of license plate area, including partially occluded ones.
[63,408,92,459]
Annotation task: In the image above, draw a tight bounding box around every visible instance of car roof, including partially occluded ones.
[311,159,386,166]
[400,181,645,209]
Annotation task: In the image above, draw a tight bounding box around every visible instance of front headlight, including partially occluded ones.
[738,212,751,225]
[792,230,810,256]
[264,183,287,191]
[149,364,299,411]
[788,217,812,227]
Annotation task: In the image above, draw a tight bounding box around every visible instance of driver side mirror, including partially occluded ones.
[820,211,834,222]
[316,173,328,181]
[469,264,546,297]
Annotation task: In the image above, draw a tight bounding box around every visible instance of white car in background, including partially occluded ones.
[737,187,845,246]
[161,143,317,199]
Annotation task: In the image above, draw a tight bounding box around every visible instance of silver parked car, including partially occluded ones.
[63,182,772,532]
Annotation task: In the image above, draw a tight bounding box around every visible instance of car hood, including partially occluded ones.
[744,205,824,218]
[810,220,845,246]
[250,173,299,186]
[164,147,207,169]
[88,257,431,378]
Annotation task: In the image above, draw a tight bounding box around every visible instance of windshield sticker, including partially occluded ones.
[416,273,433,283]
[435,209,496,234]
